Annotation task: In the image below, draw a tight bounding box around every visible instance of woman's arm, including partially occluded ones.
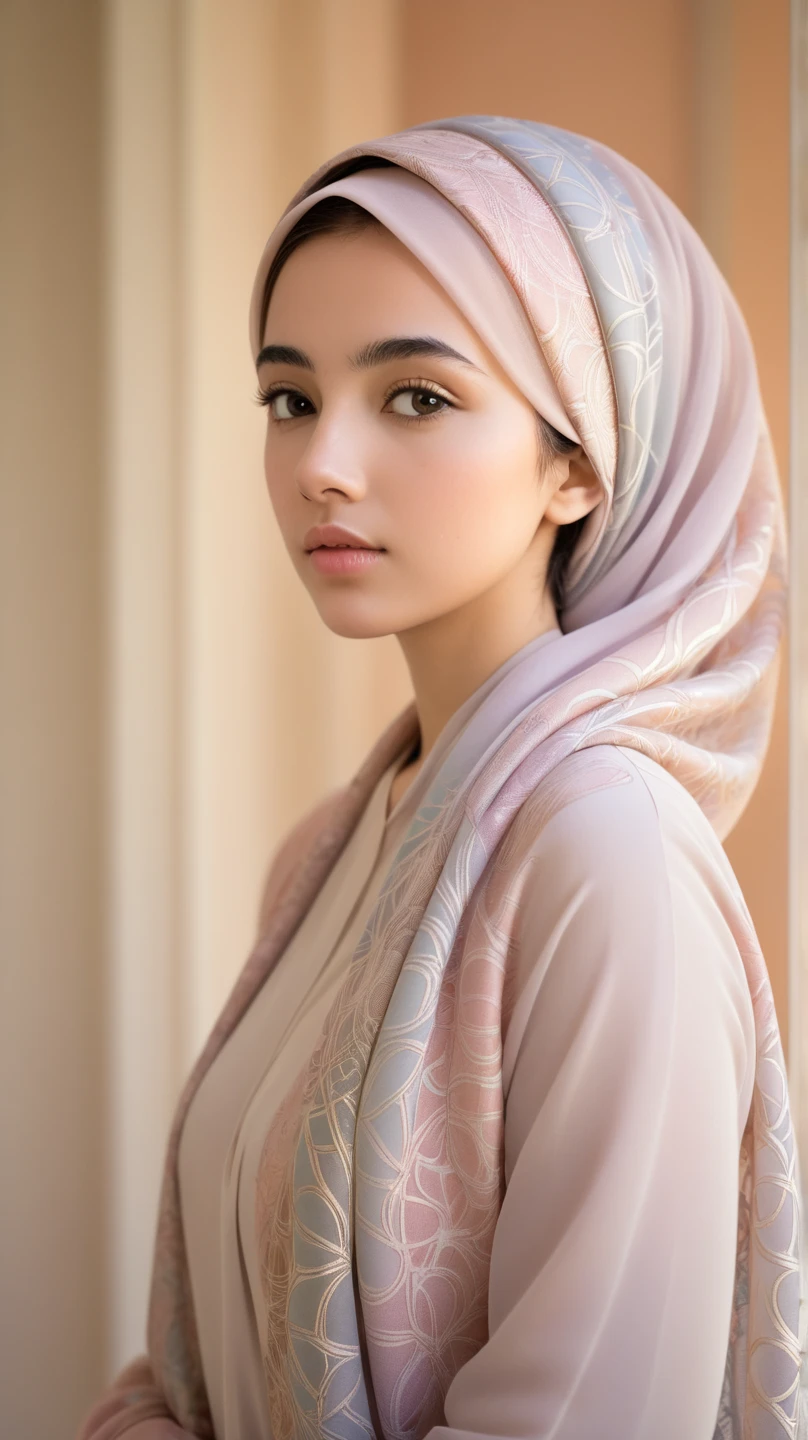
[424,753,755,1440]
[74,1355,195,1440]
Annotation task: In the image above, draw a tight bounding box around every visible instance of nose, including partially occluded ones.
[294,401,369,502]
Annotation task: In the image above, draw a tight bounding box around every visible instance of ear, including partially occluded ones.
[543,448,603,527]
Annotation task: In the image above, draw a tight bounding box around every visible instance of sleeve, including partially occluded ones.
[424,753,756,1440]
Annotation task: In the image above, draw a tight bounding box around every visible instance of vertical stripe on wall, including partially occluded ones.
[105,0,185,1374]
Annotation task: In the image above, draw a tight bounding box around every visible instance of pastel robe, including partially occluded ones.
[77,629,762,1440]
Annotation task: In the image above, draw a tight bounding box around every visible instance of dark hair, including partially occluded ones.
[260,193,586,620]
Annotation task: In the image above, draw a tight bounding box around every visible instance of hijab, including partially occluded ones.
[251,117,787,836]
[147,116,802,1440]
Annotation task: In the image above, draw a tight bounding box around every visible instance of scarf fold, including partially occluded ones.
[144,116,803,1440]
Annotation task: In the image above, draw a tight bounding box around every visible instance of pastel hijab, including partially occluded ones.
[150,118,801,1439]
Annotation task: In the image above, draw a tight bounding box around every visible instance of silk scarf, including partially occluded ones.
[133,117,803,1440]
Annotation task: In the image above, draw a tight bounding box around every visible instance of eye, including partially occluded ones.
[385,382,454,421]
[255,384,316,420]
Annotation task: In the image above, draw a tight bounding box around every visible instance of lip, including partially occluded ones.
[304,522,381,551]
[308,547,385,576]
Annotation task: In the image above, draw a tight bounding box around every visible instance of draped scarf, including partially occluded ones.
[138,117,804,1440]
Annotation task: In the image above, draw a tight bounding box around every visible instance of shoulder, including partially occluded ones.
[509,746,669,964]
[510,743,665,891]
[507,743,753,1037]
[503,743,756,1115]
[513,741,732,896]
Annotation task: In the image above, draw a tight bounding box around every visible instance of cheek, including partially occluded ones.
[263,430,297,523]
[395,413,542,557]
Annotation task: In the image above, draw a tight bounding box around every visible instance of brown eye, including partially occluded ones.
[388,386,452,419]
[265,389,315,419]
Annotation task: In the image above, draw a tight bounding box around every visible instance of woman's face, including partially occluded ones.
[258,222,586,643]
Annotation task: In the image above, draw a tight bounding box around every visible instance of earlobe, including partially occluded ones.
[544,451,603,527]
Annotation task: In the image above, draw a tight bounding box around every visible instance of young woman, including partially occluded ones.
[77,116,806,1440]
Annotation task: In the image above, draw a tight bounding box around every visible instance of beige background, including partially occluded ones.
[0,2,791,1436]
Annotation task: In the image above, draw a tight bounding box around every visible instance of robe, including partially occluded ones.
[174,717,755,1438]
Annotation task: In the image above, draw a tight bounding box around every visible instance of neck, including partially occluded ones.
[395,587,560,770]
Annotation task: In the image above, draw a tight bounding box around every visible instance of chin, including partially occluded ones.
[316,609,399,642]
[314,595,427,642]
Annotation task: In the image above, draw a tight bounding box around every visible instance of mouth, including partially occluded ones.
[308,545,386,575]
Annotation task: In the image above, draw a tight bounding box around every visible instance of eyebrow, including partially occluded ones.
[255,335,484,373]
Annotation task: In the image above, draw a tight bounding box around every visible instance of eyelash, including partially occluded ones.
[253,378,455,425]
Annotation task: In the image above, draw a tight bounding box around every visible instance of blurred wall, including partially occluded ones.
[0,2,790,1436]
[0,1,107,1434]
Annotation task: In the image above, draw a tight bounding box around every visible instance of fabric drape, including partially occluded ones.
[77,115,806,1440]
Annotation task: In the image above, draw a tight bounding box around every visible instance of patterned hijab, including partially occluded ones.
[150,117,803,1439]
[251,116,787,837]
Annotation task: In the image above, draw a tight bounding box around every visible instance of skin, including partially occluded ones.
[258,224,602,808]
